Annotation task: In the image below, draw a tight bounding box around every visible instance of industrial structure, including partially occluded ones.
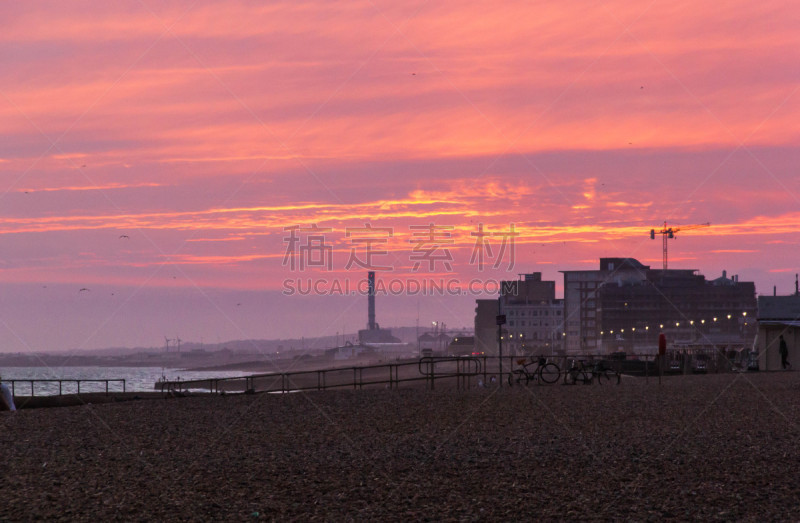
[649,221,710,270]
[357,271,401,345]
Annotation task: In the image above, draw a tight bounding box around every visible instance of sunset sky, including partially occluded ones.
[1,1,798,352]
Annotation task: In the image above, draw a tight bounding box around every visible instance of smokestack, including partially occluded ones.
[368,271,376,330]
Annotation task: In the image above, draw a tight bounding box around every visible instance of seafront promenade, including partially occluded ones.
[2,372,798,520]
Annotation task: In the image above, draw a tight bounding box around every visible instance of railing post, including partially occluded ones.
[77,380,80,394]
[59,381,62,396]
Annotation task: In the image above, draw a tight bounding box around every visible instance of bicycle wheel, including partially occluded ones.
[538,363,560,384]
[567,369,579,385]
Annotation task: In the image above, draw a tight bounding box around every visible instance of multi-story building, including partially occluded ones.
[563,258,757,354]
[474,273,564,356]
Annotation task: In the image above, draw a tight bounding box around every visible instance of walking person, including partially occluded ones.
[0,376,16,411]
[779,335,791,370]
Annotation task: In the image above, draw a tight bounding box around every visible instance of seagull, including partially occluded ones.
[119,234,129,239]
[79,288,90,292]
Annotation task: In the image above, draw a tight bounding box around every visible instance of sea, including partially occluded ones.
[0,366,250,396]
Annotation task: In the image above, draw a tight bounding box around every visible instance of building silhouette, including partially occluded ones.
[756,290,800,370]
[562,258,757,354]
[474,273,564,356]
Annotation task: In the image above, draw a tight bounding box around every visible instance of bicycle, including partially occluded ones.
[508,356,561,385]
[591,360,621,385]
[567,359,621,385]
[567,359,594,385]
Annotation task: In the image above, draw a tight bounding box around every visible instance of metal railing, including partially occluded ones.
[156,350,733,395]
[5,379,126,397]
[157,357,486,394]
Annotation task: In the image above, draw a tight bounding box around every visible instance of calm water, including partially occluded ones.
[0,366,250,396]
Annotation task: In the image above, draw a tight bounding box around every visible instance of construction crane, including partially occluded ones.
[649,221,710,270]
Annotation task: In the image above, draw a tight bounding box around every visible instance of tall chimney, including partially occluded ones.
[368,271,376,330]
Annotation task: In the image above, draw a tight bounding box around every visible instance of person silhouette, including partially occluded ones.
[0,376,16,411]
[779,335,791,370]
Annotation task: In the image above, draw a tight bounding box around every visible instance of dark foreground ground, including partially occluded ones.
[2,372,799,521]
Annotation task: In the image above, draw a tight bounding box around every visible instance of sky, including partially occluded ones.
[1,1,798,352]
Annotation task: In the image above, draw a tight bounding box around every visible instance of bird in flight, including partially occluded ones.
[79,288,90,292]
[119,234,129,239]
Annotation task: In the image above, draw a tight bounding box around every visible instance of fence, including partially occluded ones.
[5,379,126,397]
[157,357,486,394]
[154,353,664,394]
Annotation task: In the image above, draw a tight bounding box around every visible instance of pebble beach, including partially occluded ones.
[2,372,800,521]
